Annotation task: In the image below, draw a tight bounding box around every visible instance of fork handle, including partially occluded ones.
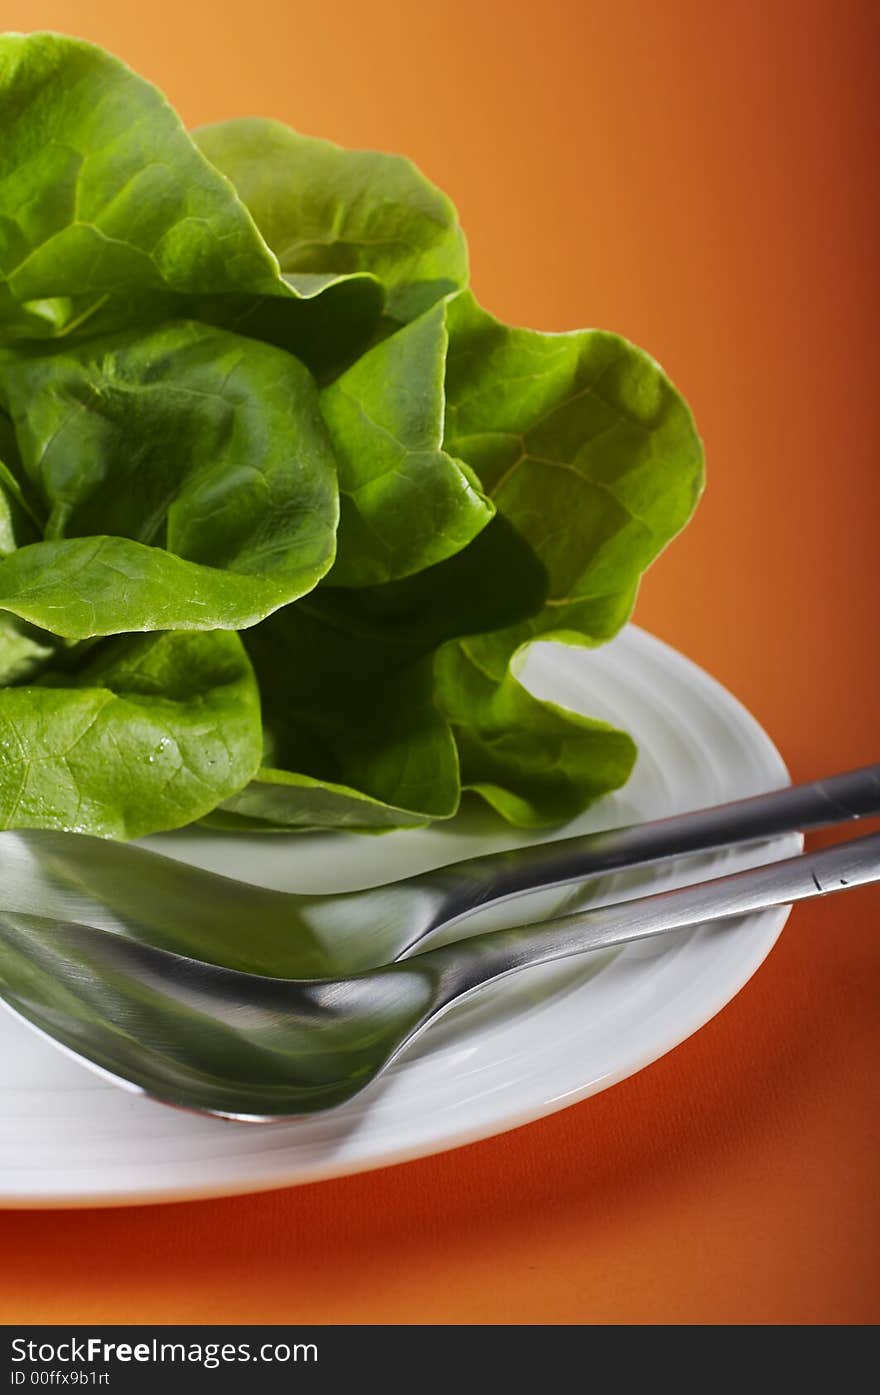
[422,831,880,1009]
[421,763,880,927]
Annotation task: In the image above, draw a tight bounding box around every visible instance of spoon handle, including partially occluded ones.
[421,763,880,928]
[423,831,880,1010]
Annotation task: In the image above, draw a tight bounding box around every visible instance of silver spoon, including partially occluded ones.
[1,831,878,1119]
[1,764,878,976]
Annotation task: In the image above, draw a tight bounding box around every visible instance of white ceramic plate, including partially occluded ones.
[0,626,797,1209]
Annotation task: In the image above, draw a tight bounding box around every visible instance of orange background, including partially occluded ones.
[0,0,878,1326]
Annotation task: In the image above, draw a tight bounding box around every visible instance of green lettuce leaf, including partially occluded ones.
[0,33,381,362]
[434,292,705,822]
[197,286,704,833]
[0,37,706,840]
[320,303,493,586]
[434,636,636,826]
[0,409,39,552]
[207,770,435,834]
[194,118,468,324]
[0,630,261,837]
[0,614,56,686]
[240,616,459,830]
[220,516,548,831]
[0,33,280,339]
[191,273,385,383]
[443,292,705,647]
[0,320,339,636]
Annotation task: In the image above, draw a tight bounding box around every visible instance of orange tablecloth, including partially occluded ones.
[1,0,877,1326]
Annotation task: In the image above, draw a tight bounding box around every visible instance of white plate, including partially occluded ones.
[0,626,796,1209]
